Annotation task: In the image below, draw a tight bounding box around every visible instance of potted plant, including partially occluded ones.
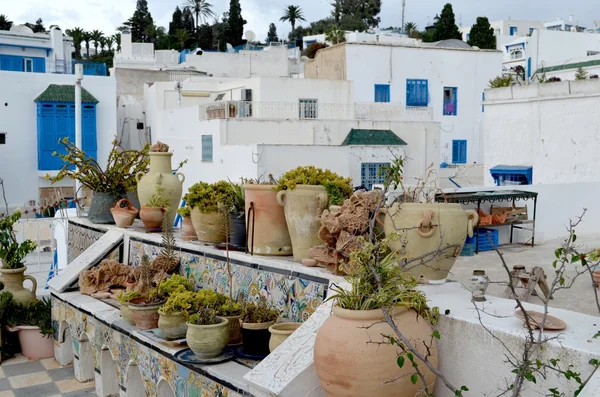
[128,254,167,330]
[241,296,280,357]
[0,211,38,305]
[49,138,150,224]
[227,180,246,248]
[158,290,197,340]
[117,291,142,325]
[243,175,292,256]
[7,296,54,360]
[187,181,235,243]
[276,166,353,261]
[110,198,138,228]
[268,322,302,352]
[150,217,180,275]
[178,205,196,241]
[219,299,243,345]
[313,240,440,397]
[140,183,169,230]
[186,307,230,358]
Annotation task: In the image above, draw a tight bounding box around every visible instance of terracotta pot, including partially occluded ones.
[269,322,301,352]
[314,306,438,397]
[224,314,243,345]
[158,311,188,340]
[244,185,292,256]
[110,199,138,228]
[0,267,37,305]
[186,317,229,358]
[277,185,328,261]
[182,216,197,241]
[241,321,274,356]
[88,191,120,224]
[128,298,165,331]
[120,302,135,325]
[383,203,478,284]
[190,208,225,243]
[139,206,166,230]
[15,326,54,359]
[136,152,185,227]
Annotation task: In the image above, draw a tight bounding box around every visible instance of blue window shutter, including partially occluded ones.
[38,103,58,170]
[82,105,98,160]
[510,26,517,35]
[33,58,45,73]
[406,79,428,107]
[374,84,390,103]
[202,135,213,161]
[361,163,391,190]
[452,140,467,164]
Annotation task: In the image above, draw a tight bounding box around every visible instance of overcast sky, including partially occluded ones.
[3,0,599,42]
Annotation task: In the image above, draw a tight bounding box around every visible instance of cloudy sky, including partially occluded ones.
[3,0,599,42]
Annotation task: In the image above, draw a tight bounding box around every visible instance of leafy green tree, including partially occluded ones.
[198,23,213,49]
[90,30,104,54]
[82,31,92,58]
[575,66,589,80]
[225,0,246,47]
[338,0,381,28]
[288,25,308,46]
[0,15,13,31]
[183,0,214,40]
[433,3,462,41]
[467,17,496,49]
[66,27,85,58]
[175,29,192,50]
[169,6,184,36]
[339,15,367,32]
[421,28,436,42]
[280,5,306,32]
[127,0,154,42]
[182,8,196,33]
[25,18,45,33]
[404,21,422,39]
[218,25,226,52]
[326,25,345,44]
[267,23,279,42]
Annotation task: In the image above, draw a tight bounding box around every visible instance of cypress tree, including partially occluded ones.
[432,3,462,41]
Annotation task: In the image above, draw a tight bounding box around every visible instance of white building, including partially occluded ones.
[535,55,600,81]
[461,19,545,51]
[544,16,586,32]
[138,76,440,191]
[0,71,116,209]
[0,25,73,74]
[113,33,180,71]
[303,30,413,48]
[482,79,600,186]
[305,41,502,166]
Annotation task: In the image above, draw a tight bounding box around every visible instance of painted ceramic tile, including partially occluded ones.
[128,240,327,322]
[67,224,105,263]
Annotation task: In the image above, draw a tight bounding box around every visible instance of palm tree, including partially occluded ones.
[404,22,417,34]
[66,27,85,58]
[0,14,13,31]
[174,29,191,50]
[98,37,107,54]
[90,30,104,56]
[325,25,345,44]
[82,31,92,58]
[280,5,306,33]
[113,33,121,52]
[105,37,115,55]
[182,0,214,38]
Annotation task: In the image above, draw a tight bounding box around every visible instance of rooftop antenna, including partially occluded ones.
[401,0,406,31]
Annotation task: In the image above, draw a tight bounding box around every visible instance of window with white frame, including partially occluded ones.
[510,48,523,60]
[201,135,213,161]
[299,99,318,119]
[23,58,33,72]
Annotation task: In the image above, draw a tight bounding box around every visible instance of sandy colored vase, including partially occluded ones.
[158,311,188,340]
[314,306,438,397]
[186,318,229,358]
[128,298,165,331]
[383,203,478,284]
[16,326,54,360]
[224,314,243,345]
[190,208,225,243]
[120,303,135,325]
[244,185,292,256]
[136,152,185,227]
[182,216,197,241]
[277,185,328,261]
[0,267,37,305]
[139,206,166,230]
[269,322,302,352]
[110,199,138,228]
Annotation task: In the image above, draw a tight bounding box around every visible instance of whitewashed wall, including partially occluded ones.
[0,71,116,208]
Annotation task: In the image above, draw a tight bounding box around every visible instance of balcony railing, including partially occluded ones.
[45,60,107,76]
[199,101,433,122]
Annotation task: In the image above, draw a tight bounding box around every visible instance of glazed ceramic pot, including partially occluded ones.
[181,216,197,241]
[224,314,243,345]
[139,206,166,230]
[128,298,165,331]
[277,185,328,261]
[119,302,135,325]
[136,152,185,226]
[186,317,229,358]
[0,267,37,305]
[268,322,302,352]
[110,199,138,228]
[88,191,120,224]
[244,185,292,256]
[14,326,54,359]
[190,208,225,243]
[314,306,438,397]
[158,311,188,340]
[231,216,247,248]
[382,203,478,284]
[241,321,275,357]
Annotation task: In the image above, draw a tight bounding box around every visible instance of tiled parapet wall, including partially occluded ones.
[67,222,106,263]
[128,237,329,323]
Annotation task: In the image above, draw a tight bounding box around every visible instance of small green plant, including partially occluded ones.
[160,290,198,317]
[146,183,170,209]
[196,289,228,309]
[242,296,280,323]
[241,174,278,185]
[186,181,235,213]
[177,206,191,217]
[189,307,221,325]
[275,166,353,206]
[489,74,513,88]
[218,299,242,316]
[6,297,53,337]
[0,211,37,269]
[575,66,589,80]
[158,274,194,296]
[228,179,245,217]
[117,290,142,304]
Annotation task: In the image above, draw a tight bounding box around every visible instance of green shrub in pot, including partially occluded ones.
[186,307,229,358]
[118,291,142,325]
[186,181,235,243]
[158,290,197,340]
[241,297,280,357]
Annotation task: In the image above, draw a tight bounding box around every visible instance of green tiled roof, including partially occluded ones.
[34,84,99,104]
[341,129,407,146]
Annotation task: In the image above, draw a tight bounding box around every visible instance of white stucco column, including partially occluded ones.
[75,64,83,201]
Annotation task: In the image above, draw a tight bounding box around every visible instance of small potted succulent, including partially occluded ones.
[186,181,235,243]
[117,290,142,325]
[177,205,196,241]
[128,254,167,330]
[218,299,243,345]
[241,296,280,357]
[140,183,169,230]
[186,307,230,358]
[157,275,195,340]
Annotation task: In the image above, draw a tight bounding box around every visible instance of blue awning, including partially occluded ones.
[490,165,533,186]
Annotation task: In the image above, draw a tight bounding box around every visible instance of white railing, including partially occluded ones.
[199,101,433,122]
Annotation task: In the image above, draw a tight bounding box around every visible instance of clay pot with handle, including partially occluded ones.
[110,199,138,228]
[139,206,166,230]
[0,267,37,305]
[277,185,329,261]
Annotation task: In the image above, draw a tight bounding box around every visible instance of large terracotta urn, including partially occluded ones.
[244,185,292,256]
[190,208,225,243]
[0,267,37,305]
[383,203,478,284]
[314,306,438,397]
[136,152,185,227]
[277,185,328,261]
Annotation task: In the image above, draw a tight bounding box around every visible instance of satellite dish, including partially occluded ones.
[245,30,256,42]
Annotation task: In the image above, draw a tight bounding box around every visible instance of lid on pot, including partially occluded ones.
[472,270,486,276]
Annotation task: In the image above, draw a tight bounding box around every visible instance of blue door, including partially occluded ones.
[510,26,517,36]
[374,84,390,102]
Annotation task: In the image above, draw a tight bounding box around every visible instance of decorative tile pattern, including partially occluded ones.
[67,224,105,263]
[128,240,328,322]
